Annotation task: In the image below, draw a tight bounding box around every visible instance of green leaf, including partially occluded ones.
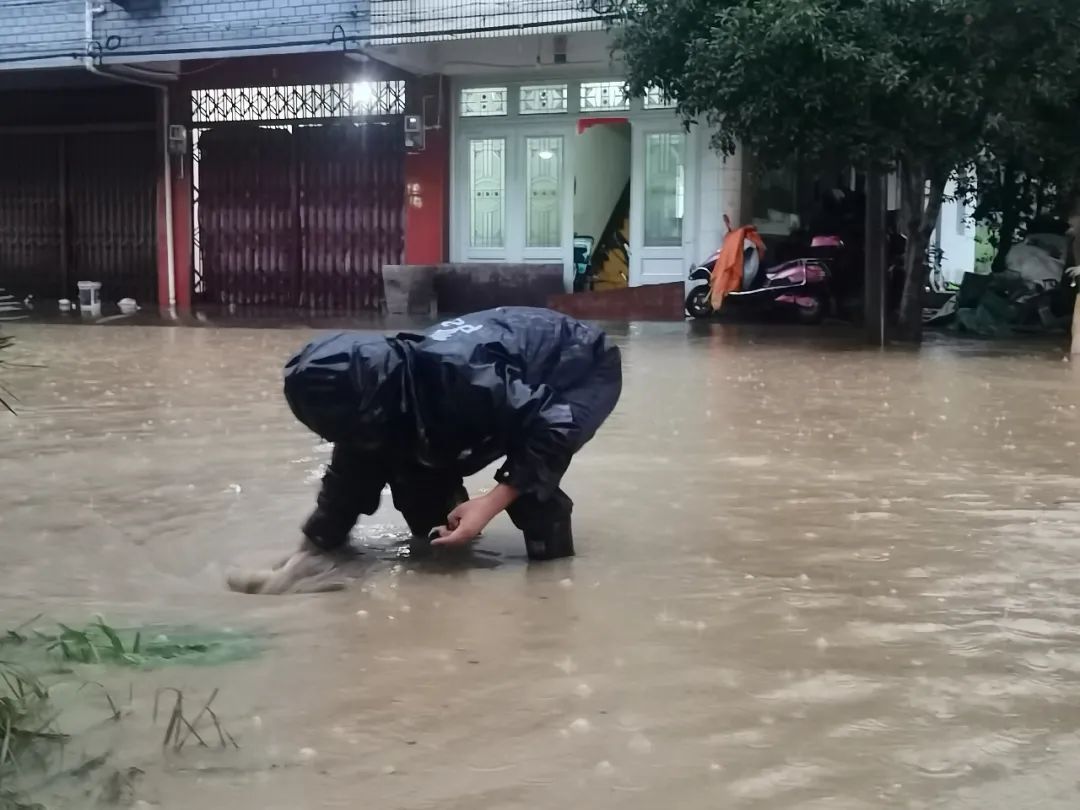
[95,621,126,657]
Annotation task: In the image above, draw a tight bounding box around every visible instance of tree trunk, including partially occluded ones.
[992,163,1020,274]
[897,231,931,342]
[895,159,946,342]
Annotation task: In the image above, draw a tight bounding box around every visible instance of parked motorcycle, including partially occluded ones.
[685,233,834,324]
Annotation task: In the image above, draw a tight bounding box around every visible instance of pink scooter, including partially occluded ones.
[685,232,835,324]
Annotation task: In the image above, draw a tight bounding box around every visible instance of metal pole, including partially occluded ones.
[864,168,887,346]
[162,86,177,313]
[58,136,68,299]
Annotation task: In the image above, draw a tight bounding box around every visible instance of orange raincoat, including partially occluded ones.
[709,224,767,310]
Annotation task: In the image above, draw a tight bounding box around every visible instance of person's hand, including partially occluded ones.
[432,484,520,548]
[431,497,498,547]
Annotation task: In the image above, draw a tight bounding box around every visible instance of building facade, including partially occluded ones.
[0,0,745,314]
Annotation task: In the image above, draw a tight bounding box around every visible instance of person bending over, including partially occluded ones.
[230,307,622,594]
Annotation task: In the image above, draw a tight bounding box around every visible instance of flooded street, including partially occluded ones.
[4,321,1080,809]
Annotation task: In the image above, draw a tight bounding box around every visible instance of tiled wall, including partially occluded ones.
[695,138,745,265]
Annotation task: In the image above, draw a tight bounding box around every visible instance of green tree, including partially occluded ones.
[617,0,1080,339]
[966,74,1080,270]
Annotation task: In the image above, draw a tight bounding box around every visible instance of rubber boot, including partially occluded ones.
[509,490,576,561]
[523,515,575,561]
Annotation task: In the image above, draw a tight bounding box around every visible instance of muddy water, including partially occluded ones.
[3,322,1080,808]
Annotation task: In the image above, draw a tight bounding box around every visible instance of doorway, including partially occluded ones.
[573,120,631,291]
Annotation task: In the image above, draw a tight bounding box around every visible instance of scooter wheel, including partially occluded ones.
[795,295,827,325]
[685,287,713,319]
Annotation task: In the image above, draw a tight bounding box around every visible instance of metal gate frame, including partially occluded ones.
[190,81,407,312]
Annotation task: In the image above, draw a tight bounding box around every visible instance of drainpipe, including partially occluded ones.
[83,0,178,314]
[160,86,177,313]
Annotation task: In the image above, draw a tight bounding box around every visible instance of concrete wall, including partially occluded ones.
[573,123,630,245]
[367,29,616,76]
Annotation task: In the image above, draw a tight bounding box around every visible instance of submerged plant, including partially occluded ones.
[0,662,67,783]
[2,618,262,670]
[154,688,238,751]
[0,616,253,809]
[46,620,260,669]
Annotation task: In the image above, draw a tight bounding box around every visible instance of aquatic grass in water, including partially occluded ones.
[0,616,258,808]
[0,662,67,787]
[0,791,45,810]
[0,618,68,785]
[4,619,262,670]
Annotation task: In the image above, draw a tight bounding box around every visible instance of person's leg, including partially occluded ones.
[390,468,469,539]
[507,343,620,562]
[507,488,575,561]
[301,445,387,551]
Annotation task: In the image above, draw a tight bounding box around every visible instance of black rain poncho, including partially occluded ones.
[283,307,622,548]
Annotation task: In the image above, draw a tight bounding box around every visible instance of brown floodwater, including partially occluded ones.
[3,321,1080,809]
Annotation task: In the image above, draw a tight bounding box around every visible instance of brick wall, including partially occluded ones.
[0,0,605,71]
[0,0,86,69]
[0,0,371,69]
[95,0,370,59]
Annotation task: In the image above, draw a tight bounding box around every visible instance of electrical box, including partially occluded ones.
[553,35,568,64]
[404,114,425,151]
[167,124,187,156]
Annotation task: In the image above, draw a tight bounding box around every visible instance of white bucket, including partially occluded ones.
[77,281,102,316]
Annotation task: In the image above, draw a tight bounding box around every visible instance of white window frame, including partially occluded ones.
[450,75,697,290]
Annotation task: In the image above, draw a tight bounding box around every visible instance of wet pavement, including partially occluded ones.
[3,321,1080,808]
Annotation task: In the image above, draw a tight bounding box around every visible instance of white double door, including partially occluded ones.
[457,121,694,290]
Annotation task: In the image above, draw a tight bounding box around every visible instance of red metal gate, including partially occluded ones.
[66,132,159,304]
[197,122,405,313]
[0,130,157,303]
[0,135,60,298]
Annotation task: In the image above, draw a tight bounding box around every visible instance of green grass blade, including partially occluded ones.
[95,621,126,657]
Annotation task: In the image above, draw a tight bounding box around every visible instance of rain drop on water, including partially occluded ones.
[569,718,591,734]
[628,733,653,754]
